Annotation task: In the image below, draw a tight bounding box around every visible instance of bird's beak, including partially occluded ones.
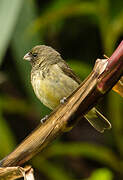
[23,52,32,61]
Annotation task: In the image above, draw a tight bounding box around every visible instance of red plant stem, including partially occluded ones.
[98,41,123,93]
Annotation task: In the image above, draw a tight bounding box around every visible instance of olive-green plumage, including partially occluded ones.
[24,45,111,132]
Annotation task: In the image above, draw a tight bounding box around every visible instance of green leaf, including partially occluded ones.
[32,156,73,180]
[68,60,91,80]
[0,0,24,65]
[87,168,113,180]
[29,2,97,35]
[108,91,123,155]
[0,102,16,157]
[1,95,32,114]
[44,142,122,173]
[104,12,123,54]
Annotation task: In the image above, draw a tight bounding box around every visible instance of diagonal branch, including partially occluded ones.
[0,41,123,168]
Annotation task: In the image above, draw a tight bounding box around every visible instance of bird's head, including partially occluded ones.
[23,45,60,67]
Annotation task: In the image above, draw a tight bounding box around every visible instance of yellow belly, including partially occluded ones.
[31,64,79,109]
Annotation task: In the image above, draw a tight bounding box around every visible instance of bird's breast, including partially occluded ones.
[31,65,79,109]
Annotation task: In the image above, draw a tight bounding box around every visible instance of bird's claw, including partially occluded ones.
[40,115,48,124]
[60,97,67,104]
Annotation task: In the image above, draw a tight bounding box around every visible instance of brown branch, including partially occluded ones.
[0,41,123,168]
[0,166,34,180]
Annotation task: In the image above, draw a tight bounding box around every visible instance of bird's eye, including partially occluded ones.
[32,53,38,57]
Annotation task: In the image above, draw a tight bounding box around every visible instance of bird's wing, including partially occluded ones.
[84,108,111,133]
[57,59,81,84]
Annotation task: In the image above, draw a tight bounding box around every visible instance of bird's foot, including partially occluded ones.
[60,97,67,104]
[40,115,48,124]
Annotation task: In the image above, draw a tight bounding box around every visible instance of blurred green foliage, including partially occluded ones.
[86,168,113,180]
[0,0,123,179]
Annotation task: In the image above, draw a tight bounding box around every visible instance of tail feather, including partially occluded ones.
[84,107,111,133]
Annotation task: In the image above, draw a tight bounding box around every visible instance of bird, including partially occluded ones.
[23,45,111,133]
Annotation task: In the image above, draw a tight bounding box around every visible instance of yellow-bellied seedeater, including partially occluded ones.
[24,45,111,132]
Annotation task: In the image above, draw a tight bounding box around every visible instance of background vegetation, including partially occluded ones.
[0,0,123,179]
